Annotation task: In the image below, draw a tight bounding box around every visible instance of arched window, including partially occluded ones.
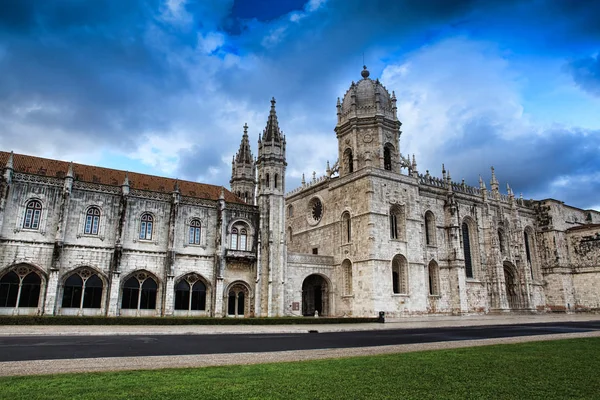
[428,261,439,296]
[389,205,405,240]
[344,148,354,174]
[288,205,294,217]
[189,219,202,245]
[62,274,83,308]
[121,273,157,310]
[462,222,474,278]
[84,207,101,235]
[342,259,353,296]
[18,272,41,307]
[392,255,408,294]
[23,200,42,230]
[61,270,104,309]
[230,222,251,251]
[274,174,278,189]
[524,229,537,279]
[231,228,239,250]
[1,268,42,308]
[266,173,270,189]
[342,212,351,243]
[287,227,293,244]
[139,213,154,240]
[425,211,436,246]
[174,275,207,311]
[239,229,248,251]
[227,283,248,317]
[384,146,392,171]
[0,271,19,307]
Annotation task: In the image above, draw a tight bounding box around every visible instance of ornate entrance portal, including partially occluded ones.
[302,274,329,316]
[503,263,520,310]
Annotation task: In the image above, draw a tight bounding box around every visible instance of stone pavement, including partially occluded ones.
[1,313,598,377]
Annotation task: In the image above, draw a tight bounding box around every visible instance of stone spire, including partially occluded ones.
[235,123,254,164]
[122,172,130,195]
[3,151,14,183]
[262,97,283,142]
[490,166,499,195]
[231,123,257,204]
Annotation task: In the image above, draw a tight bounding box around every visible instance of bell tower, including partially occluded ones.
[256,98,287,316]
[230,123,256,204]
[335,66,402,176]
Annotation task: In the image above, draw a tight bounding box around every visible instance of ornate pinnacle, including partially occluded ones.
[5,151,13,170]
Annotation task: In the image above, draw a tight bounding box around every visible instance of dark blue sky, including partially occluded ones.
[0,0,599,209]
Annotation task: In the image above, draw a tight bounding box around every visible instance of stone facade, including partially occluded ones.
[1,67,599,318]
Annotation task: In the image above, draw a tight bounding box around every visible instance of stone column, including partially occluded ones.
[43,269,60,315]
[164,275,175,316]
[214,277,224,317]
[107,272,121,316]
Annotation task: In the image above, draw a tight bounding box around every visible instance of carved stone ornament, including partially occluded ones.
[363,133,373,143]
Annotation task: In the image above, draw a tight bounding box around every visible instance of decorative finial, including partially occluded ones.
[270,97,276,109]
[174,179,180,193]
[122,172,130,187]
[301,173,306,186]
[312,171,316,182]
[361,65,370,79]
[243,123,248,135]
[5,151,14,170]
[219,186,225,200]
[67,162,74,178]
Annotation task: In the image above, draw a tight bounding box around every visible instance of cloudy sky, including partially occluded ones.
[1,0,599,209]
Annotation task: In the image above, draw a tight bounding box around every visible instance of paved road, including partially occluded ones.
[2,320,599,362]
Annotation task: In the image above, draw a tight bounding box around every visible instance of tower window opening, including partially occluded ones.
[462,222,474,278]
[384,146,392,171]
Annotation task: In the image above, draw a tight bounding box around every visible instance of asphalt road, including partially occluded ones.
[1,321,599,362]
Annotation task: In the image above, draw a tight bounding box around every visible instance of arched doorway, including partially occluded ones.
[226,282,249,317]
[503,262,520,310]
[302,274,329,316]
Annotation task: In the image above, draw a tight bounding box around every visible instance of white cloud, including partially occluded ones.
[381,37,530,172]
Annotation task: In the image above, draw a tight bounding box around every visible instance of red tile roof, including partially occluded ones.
[0,151,244,204]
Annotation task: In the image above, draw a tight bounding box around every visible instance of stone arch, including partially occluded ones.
[392,254,408,294]
[0,263,47,314]
[225,280,252,317]
[427,259,440,296]
[341,211,351,244]
[174,273,210,313]
[60,266,106,312]
[119,270,160,313]
[461,217,480,279]
[302,274,331,317]
[383,142,395,171]
[389,204,406,241]
[424,210,436,246]
[343,147,354,174]
[18,197,47,232]
[227,218,255,251]
[503,261,521,310]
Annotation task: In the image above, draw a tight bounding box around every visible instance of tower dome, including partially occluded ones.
[339,66,396,124]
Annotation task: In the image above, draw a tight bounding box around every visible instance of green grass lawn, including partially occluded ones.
[2,337,599,400]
